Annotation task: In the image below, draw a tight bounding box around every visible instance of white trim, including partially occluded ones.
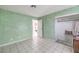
[55,13,79,19]
[0,37,31,47]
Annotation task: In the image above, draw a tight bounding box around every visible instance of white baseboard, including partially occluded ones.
[0,37,31,48]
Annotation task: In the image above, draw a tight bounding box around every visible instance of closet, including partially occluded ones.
[55,13,79,52]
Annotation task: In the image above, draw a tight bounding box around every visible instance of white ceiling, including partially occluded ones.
[0,5,76,17]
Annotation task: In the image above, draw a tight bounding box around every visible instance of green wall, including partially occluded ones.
[41,6,79,39]
[0,9,35,45]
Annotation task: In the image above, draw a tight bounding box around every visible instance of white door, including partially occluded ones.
[38,19,42,38]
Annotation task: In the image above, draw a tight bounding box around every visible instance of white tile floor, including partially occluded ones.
[0,38,73,53]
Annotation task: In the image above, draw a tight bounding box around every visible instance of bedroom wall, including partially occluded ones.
[0,9,35,45]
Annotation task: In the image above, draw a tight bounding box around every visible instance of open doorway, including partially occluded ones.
[55,20,74,47]
[32,19,42,40]
[55,13,79,47]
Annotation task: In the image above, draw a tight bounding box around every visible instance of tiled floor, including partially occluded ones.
[0,38,73,53]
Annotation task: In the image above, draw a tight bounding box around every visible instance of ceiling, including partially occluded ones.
[0,5,76,17]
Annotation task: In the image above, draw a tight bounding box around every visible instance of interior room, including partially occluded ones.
[0,5,79,53]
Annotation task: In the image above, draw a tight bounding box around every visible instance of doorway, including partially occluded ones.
[55,20,74,47]
[55,13,79,47]
[32,19,42,40]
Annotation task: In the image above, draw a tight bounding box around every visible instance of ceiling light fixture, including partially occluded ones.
[30,5,36,8]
